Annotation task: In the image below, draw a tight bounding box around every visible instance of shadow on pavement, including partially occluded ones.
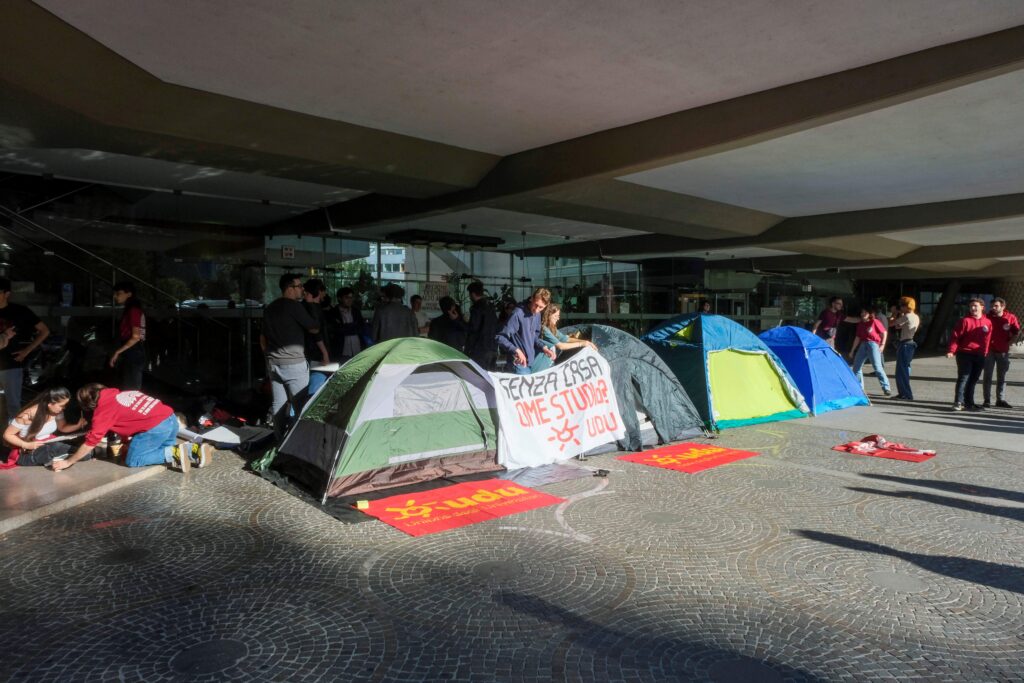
[493,590,824,682]
[859,474,1024,504]
[796,529,1024,595]
[906,417,1024,435]
[846,486,1024,524]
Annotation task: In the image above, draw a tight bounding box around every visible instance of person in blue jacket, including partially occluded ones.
[495,288,556,375]
[531,302,598,372]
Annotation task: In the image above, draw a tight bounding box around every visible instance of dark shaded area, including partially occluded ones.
[859,473,1024,504]
[847,486,1024,524]
[493,591,817,682]
[797,529,1024,595]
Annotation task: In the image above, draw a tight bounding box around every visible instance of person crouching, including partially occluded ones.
[51,384,211,472]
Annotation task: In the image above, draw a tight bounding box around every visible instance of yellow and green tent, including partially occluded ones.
[642,314,809,430]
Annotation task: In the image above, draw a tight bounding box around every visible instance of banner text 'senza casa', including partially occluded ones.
[491,348,626,469]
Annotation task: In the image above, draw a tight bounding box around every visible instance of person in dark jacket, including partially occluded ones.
[429,296,468,351]
[464,281,498,369]
[331,287,365,363]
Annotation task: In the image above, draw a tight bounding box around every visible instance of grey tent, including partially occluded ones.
[561,324,705,450]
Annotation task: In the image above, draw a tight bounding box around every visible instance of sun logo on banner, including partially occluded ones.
[547,420,581,452]
[384,499,445,520]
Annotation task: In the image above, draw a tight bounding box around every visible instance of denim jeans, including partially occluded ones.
[269,361,310,440]
[0,367,23,422]
[954,352,985,407]
[513,363,533,376]
[17,440,77,466]
[852,341,890,392]
[125,414,179,467]
[983,352,1011,403]
[895,340,917,399]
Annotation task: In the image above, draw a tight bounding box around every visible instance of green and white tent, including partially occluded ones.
[267,338,503,500]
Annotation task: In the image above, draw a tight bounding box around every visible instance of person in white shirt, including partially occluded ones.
[889,296,921,401]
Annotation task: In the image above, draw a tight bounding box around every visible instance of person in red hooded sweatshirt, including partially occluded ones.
[946,298,992,412]
[983,297,1020,408]
[50,384,211,472]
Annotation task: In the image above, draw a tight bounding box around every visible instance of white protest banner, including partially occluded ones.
[491,348,626,469]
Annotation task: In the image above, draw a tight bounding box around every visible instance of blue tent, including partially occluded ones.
[759,326,869,415]
[642,314,809,430]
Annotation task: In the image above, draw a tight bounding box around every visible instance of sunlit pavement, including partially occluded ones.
[0,355,1021,681]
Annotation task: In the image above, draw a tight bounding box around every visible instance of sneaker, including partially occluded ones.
[190,442,213,468]
[952,403,964,412]
[170,444,191,473]
[996,400,1014,409]
[883,389,892,396]
[966,404,985,412]
[982,401,991,408]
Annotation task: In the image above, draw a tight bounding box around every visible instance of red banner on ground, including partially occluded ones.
[618,442,760,473]
[832,435,935,463]
[360,479,565,537]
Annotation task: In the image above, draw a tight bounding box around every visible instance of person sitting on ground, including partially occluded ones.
[3,387,88,466]
[531,303,598,372]
[51,384,211,472]
[889,296,920,401]
[371,283,419,342]
[495,288,556,375]
[946,298,992,412]
[428,296,468,351]
[983,296,1020,408]
[848,308,891,396]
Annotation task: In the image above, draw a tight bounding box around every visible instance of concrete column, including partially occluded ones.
[996,278,1024,357]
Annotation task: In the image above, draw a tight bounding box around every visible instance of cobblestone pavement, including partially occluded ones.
[1,357,1021,681]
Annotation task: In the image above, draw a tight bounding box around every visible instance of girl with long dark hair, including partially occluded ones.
[3,386,88,466]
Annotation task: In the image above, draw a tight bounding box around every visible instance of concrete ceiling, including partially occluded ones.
[2,0,1024,279]
[619,70,1024,216]
[33,0,1024,155]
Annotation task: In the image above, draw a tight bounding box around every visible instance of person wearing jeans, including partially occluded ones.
[889,297,920,400]
[983,297,1020,408]
[0,276,50,421]
[947,298,992,411]
[51,384,209,472]
[848,309,890,396]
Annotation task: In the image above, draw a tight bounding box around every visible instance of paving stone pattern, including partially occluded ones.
[0,356,1021,681]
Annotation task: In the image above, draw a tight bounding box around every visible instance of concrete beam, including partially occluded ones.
[739,239,1024,272]
[284,22,1024,233]
[516,192,1024,259]
[0,0,498,197]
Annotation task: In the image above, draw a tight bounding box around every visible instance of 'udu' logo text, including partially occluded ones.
[385,486,531,520]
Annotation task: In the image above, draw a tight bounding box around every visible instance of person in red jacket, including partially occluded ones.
[50,384,210,472]
[946,298,992,411]
[983,297,1020,408]
[848,308,891,396]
